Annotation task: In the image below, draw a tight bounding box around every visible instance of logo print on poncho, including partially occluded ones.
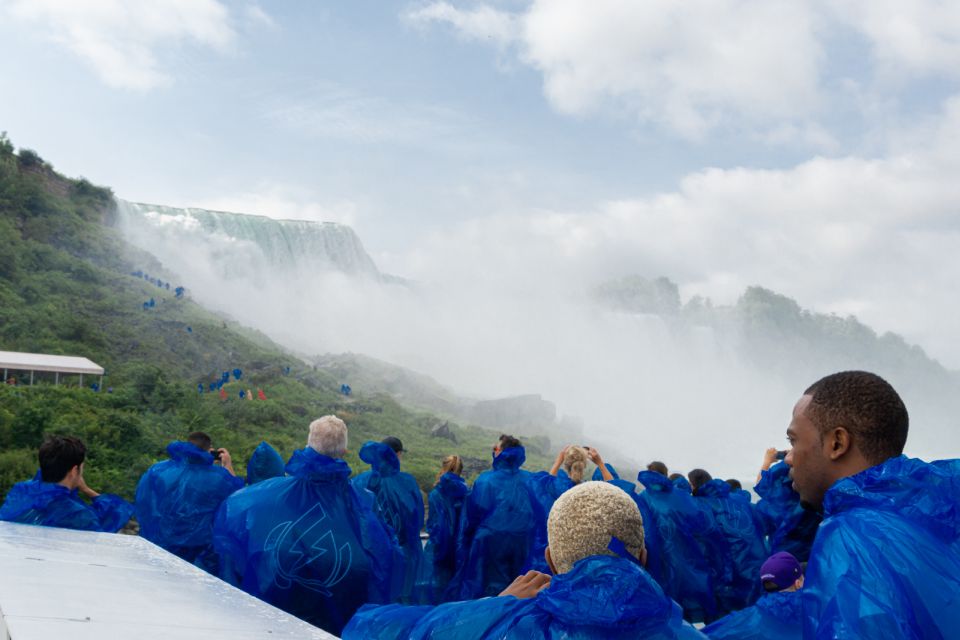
[263,503,353,595]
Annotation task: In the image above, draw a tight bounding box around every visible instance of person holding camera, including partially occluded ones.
[135,431,243,573]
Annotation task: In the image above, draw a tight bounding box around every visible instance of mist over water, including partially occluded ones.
[115,200,959,480]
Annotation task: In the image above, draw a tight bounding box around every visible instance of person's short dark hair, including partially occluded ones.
[647,461,668,476]
[498,434,522,450]
[726,478,743,491]
[804,371,908,465]
[39,436,86,483]
[668,472,684,482]
[188,431,212,451]
[382,436,406,454]
[688,468,713,494]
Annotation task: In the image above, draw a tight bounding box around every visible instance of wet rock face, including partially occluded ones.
[430,421,457,443]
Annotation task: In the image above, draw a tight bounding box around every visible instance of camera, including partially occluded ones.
[775,450,788,461]
[210,448,222,461]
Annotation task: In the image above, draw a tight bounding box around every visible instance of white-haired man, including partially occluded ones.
[344,481,706,639]
[213,415,399,636]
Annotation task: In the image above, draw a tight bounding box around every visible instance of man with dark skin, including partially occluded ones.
[784,370,960,638]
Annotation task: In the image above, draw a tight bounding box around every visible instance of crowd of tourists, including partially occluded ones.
[1,370,958,638]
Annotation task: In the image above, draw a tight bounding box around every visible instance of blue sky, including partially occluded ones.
[2,0,960,369]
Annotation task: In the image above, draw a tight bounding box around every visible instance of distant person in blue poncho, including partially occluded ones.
[592,461,637,495]
[0,436,133,532]
[352,437,425,603]
[525,445,600,572]
[135,432,243,573]
[690,472,769,614]
[454,434,536,599]
[703,551,804,640]
[636,468,716,623]
[213,415,398,636]
[753,449,820,562]
[786,370,960,639]
[344,481,707,639]
[417,454,468,603]
[246,441,285,485]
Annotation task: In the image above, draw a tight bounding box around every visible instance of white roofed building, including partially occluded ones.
[0,350,104,387]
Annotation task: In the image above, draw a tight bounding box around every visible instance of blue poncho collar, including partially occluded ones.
[285,447,352,482]
[167,441,214,465]
[823,455,960,538]
[697,478,731,499]
[492,446,525,471]
[638,470,673,492]
[436,472,468,499]
[536,555,680,629]
[4,478,75,515]
[359,441,400,477]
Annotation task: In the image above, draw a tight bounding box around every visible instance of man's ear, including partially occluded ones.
[827,427,852,460]
[545,547,558,575]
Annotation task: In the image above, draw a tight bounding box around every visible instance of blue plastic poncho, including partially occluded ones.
[637,471,716,623]
[352,441,424,602]
[135,442,244,572]
[246,441,285,485]
[694,479,769,613]
[213,447,399,635]
[344,555,707,639]
[702,590,802,640]
[524,469,575,572]
[454,446,535,599]
[801,455,960,639]
[0,476,133,532]
[753,462,820,562]
[593,462,638,495]
[672,476,693,493]
[417,472,468,604]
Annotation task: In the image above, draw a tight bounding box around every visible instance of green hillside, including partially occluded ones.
[0,135,552,501]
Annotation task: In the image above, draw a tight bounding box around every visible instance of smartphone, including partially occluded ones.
[775,450,787,461]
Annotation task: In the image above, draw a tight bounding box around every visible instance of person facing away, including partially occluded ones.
[417,454,469,603]
[453,434,537,599]
[692,476,770,615]
[344,481,707,639]
[352,436,425,603]
[134,431,243,573]
[702,551,804,640]
[636,467,716,623]
[786,370,960,638]
[245,440,285,485]
[212,415,398,636]
[525,445,599,572]
[0,435,133,532]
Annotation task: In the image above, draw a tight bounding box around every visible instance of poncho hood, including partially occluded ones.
[1,479,73,518]
[436,472,468,499]
[638,470,674,492]
[166,441,214,465]
[592,462,620,481]
[285,447,352,482]
[823,455,960,539]
[247,441,285,485]
[359,441,400,477]
[698,478,731,499]
[492,446,525,471]
[536,555,682,630]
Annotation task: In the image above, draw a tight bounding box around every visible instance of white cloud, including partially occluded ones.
[828,1,960,78]
[404,1,521,47]
[5,0,238,90]
[385,95,960,368]
[407,0,960,141]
